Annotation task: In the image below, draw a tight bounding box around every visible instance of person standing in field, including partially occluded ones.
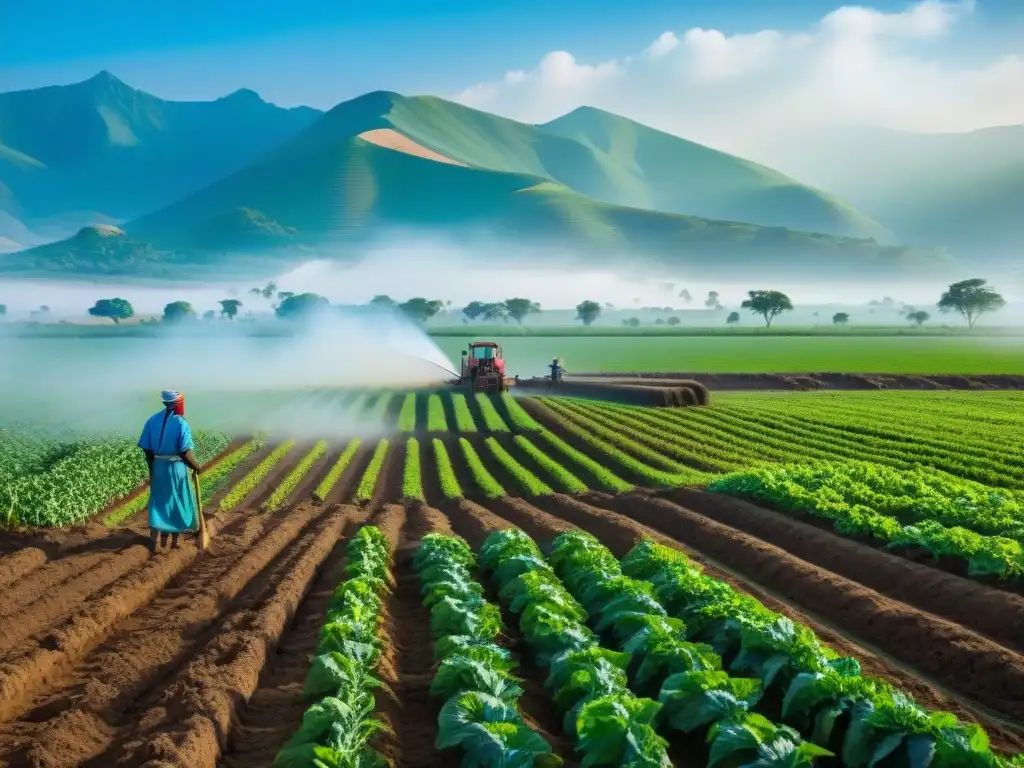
[137,390,201,553]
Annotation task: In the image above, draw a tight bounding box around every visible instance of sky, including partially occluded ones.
[1,0,1022,147]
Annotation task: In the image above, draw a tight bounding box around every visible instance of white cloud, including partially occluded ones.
[452,0,1022,154]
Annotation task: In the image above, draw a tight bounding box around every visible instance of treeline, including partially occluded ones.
[4,278,1007,330]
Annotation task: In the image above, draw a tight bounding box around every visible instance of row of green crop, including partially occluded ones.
[413,533,557,766]
[2,429,231,528]
[617,536,1020,768]
[274,525,393,767]
[264,441,328,512]
[478,528,673,767]
[219,440,296,511]
[547,530,831,767]
[709,461,1024,579]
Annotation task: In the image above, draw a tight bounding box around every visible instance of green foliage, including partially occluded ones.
[504,298,541,324]
[402,438,424,501]
[475,394,510,433]
[264,440,327,511]
[276,292,329,319]
[276,524,392,767]
[2,429,229,527]
[708,460,1024,578]
[833,312,850,325]
[459,438,505,499]
[485,437,553,496]
[452,393,478,433]
[500,393,541,432]
[313,440,362,502]
[399,297,444,324]
[219,298,242,319]
[88,297,134,324]
[427,394,449,432]
[353,439,390,504]
[513,436,587,494]
[575,300,601,326]
[397,393,417,432]
[415,533,557,767]
[162,300,196,323]
[433,439,463,499]
[219,441,296,511]
[938,279,1006,328]
[741,290,794,328]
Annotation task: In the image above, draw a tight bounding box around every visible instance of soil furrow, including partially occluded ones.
[220,505,370,767]
[607,493,1024,726]
[661,487,1024,653]
[526,492,1024,752]
[85,503,351,768]
[0,548,48,591]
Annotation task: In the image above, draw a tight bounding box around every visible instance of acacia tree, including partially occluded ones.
[462,301,487,322]
[575,300,601,326]
[399,297,444,324]
[906,310,930,326]
[163,301,196,323]
[726,311,740,325]
[369,295,396,308]
[276,293,329,318]
[833,312,850,325]
[504,298,540,325]
[219,299,243,320]
[482,302,509,323]
[741,290,793,327]
[937,279,1006,328]
[88,298,134,324]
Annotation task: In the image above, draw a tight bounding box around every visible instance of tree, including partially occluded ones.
[726,311,740,325]
[87,298,134,324]
[276,291,295,304]
[740,290,793,327]
[654,318,665,325]
[482,302,508,323]
[219,299,243,320]
[0,304,6,317]
[626,317,640,327]
[39,305,50,313]
[575,300,601,326]
[250,282,277,301]
[679,289,692,304]
[163,301,196,323]
[667,316,680,326]
[399,297,444,324]
[462,301,487,322]
[833,312,850,325]
[504,298,541,325]
[906,310,930,326]
[937,278,1006,328]
[370,295,396,308]
[705,291,722,310]
[203,310,216,321]
[276,293,329,319]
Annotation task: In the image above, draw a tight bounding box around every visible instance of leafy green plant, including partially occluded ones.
[402,438,424,501]
[427,394,449,432]
[219,440,296,511]
[460,438,505,498]
[313,439,362,502]
[397,393,417,432]
[353,439,390,503]
[264,440,327,511]
[485,437,553,496]
[433,439,463,499]
[501,393,542,432]
[452,393,478,433]
[475,393,511,433]
[513,435,587,493]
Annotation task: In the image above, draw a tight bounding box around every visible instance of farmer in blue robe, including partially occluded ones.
[548,358,565,382]
[137,390,201,552]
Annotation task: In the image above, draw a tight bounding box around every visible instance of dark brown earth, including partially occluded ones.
[566,372,1024,391]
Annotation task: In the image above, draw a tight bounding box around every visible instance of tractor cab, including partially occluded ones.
[459,341,508,393]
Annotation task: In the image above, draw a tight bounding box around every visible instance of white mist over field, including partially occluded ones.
[0,309,455,439]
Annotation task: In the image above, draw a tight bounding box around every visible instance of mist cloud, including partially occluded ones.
[453,0,1023,156]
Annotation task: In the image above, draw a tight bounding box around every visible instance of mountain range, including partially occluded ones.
[0,72,1010,282]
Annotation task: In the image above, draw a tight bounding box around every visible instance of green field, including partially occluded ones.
[435,335,1024,374]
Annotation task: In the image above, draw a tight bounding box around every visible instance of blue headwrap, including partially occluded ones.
[161,390,182,404]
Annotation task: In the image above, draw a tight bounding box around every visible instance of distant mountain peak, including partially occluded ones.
[223,87,264,103]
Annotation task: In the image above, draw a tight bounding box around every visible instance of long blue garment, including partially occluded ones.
[137,410,197,533]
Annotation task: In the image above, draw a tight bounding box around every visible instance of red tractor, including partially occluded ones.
[456,341,509,393]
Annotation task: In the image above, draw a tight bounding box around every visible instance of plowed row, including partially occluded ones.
[1,444,1023,767]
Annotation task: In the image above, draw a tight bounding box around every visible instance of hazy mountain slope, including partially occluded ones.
[0,72,322,223]
[746,124,1024,260]
[537,107,892,241]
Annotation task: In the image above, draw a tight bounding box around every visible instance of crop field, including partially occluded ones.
[0,388,1023,767]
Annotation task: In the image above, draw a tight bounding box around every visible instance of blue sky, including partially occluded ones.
[1,0,1019,108]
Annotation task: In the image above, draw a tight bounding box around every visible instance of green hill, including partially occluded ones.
[0,71,321,225]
